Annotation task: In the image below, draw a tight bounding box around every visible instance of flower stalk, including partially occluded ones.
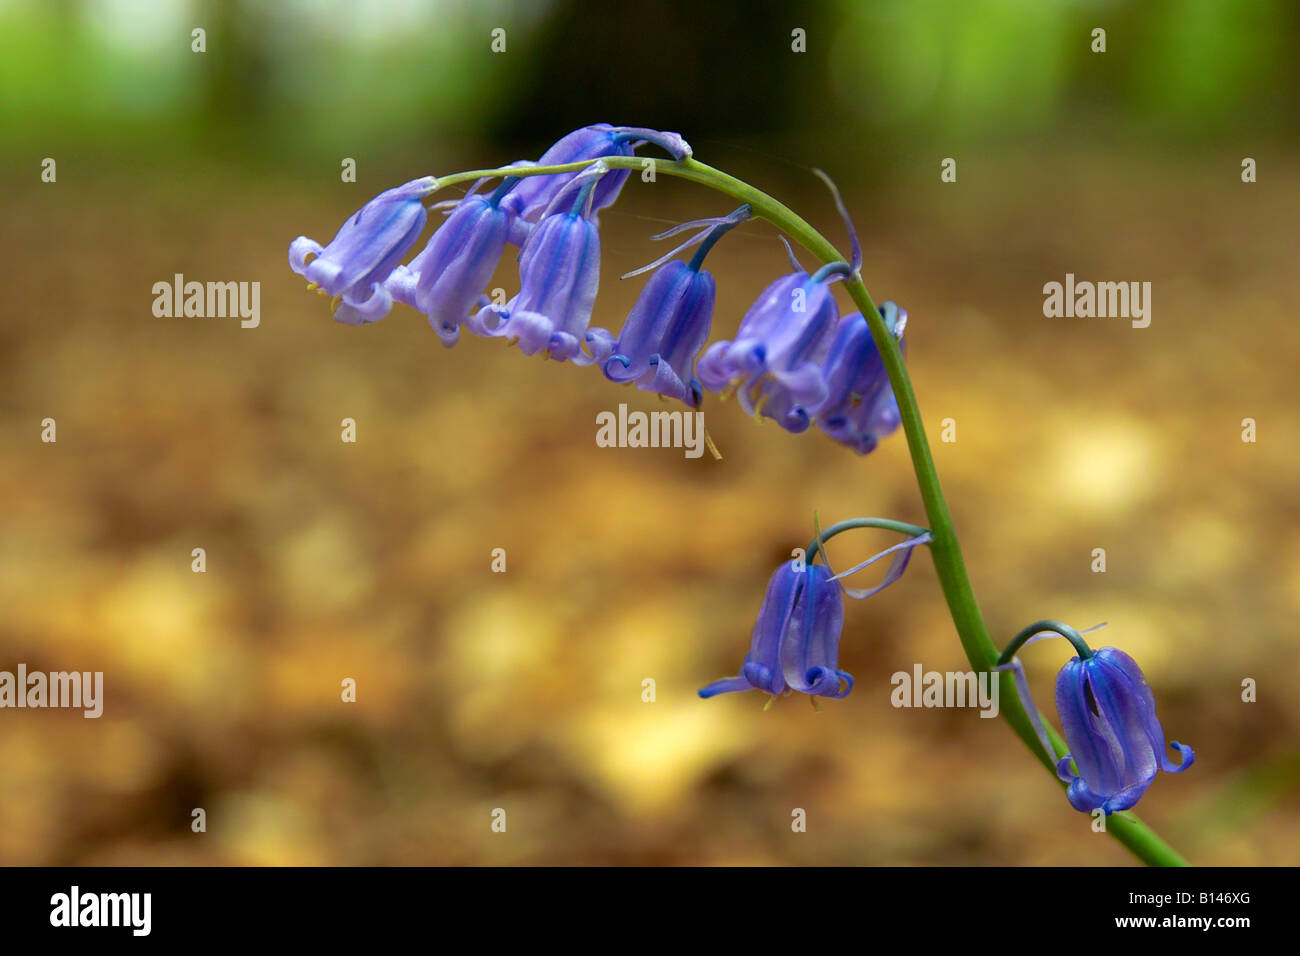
[411,152,1190,866]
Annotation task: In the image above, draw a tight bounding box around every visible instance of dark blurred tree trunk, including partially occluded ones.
[496,0,834,147]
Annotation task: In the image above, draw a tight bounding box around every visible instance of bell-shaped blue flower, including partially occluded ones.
[503,124,691,232]
[696,265,840,432]
[588,260,714,406]
[466,164,605,362]
[289,176,435,325]
[816,303,906,455]
[1055,646,1195,814]
[585,206,749,406]
[387,182,517,347]
[699,563,852,700]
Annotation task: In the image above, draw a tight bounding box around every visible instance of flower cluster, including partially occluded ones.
[288,123,905,453]
[289,125,1200,831]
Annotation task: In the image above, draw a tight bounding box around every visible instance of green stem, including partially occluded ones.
[429,155,1190,866]
[999,620,1095,665]
[805,517,930,566]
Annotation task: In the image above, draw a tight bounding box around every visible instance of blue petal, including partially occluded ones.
[411,194,513,339]
[830,532,932,600]
[296,177,433,305]
[1056,658,1124,799]
[781,565,848,696]
[698,677,753,699]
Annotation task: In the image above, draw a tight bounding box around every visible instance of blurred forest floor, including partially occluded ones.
[1,142,1297,864]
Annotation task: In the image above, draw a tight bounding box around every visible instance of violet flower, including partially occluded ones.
[503,124,691,233]
[1056,647,1195,814]
[465,163,607,362]
[816,302,906,454]
[387,179,518,347]
[289,177,435,325]
[699,562,852,700]
[586,206,750,406]
[696,262,842,432]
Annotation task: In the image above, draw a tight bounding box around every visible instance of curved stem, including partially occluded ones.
[999,620,1095,665]
[429,154,1189,866]
[805,517,930,566]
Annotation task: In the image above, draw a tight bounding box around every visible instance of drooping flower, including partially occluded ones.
[502,124,691,232]
[387,179,518,347]
[465,164,606,362]
[816,302,906,455]
[696,262,841,432]
[588,260,714,405]
[1055,647,1195,814]
[289,177,435,325]
[694,167,868,432]
[699,562,852,700]
[585,206,750,407]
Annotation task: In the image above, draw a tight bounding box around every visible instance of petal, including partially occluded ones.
[638,356,695,406]
[741,660,782,696]
[781,565,846,695]
[338,281,392,324]
[995,658,1058,765]
[1163,741,1195,774]
[655,268,715,375]
[289,236,324,274]
[464,303,509,338]
[1101,780,1154,814]
[507,215,533,247]
[1093,646,1193,777]
[386,263,420,309]
[1056,658,1124,799]
[507,124,634,220]
[698,676,753,699]
[1057,753,1078,784]
[1065,775,1111,814]
[829,532,931,600]
[766,361,830,410]
[514,213,601,340]
[1089,651,1161,790]
[547,330,582,362]
[324,188,429,295]
[331,302,370,326]
[696,340,740,392]
[584,327,617,366]
[607,261,692,374]
[745,563,803,693]
[496,309,554,356]
[609,126,692,160]
[414,195,512,334]
[303,254,344,292]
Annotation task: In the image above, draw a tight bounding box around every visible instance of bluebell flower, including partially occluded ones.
[696,265,841,432]
[816,303,906,455]
[466,164,606,362]
[387,181,518,347]
[699,562,852,700]
[586,260,714,405]
[585,206,749,406]
[503,124,691,232]
[289,176,435,325]
[1055,646,1195,814]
